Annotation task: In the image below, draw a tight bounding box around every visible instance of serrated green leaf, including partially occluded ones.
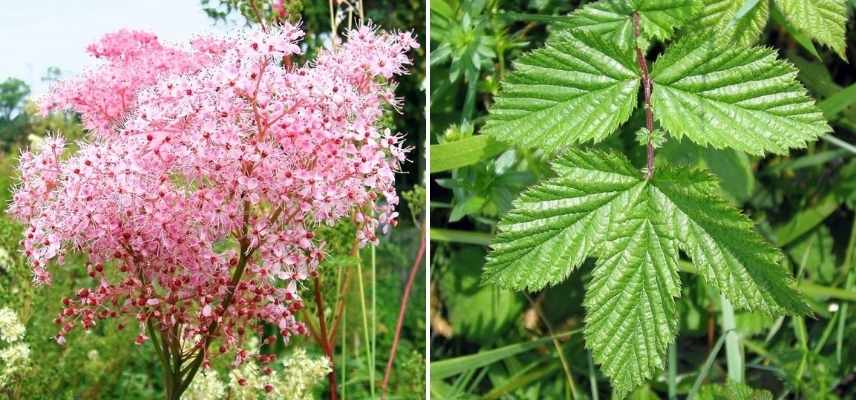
[584,187,681,398]
[483,149,643,290]
[691,0,769,45]
[773,0,848,59]
[483,30,640,152]
[555,0,702,50]
[651,35,830,155]
[653,168,811,315]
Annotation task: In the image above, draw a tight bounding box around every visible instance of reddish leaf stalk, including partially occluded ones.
[633,12,656,180]
[380,223,426,399]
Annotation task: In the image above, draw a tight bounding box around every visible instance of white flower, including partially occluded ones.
[0,308,25,343]
[0,342,31,387]
[274,349,332,400]
[184,370,226,400]
[228,361,263,400]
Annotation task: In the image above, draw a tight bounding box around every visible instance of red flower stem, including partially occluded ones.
[380,223,426,399]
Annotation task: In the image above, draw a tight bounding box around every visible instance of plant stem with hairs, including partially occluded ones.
[633,12,655,180]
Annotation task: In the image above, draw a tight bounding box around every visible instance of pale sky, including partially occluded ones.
[0,0,235,96]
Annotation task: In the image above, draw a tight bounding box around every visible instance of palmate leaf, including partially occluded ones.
[555,0,702,50]
[651,34,830,155]
[482,30,640,153]
[774,0,848,59]
[484,149,809,395]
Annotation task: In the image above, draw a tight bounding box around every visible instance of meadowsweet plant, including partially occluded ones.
[10,20,416,399]
[481,0,847,396]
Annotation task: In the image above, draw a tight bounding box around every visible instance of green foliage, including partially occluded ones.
[439,247,523,340]
[483,29,640,151]
[431,0,496,84]
[0,79,31,152]
[0,78,29,120]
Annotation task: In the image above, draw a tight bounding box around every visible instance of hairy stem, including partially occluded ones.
[632,12,655,180]
[380,223,426,399]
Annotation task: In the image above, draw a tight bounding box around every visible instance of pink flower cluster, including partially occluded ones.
[10,23,417,360]
[41,29,229,135]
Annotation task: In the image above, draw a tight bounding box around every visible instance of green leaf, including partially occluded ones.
[555,0,702,50]
[691,0,769,45]
[584,186,681,398]
[483,30,640,152]
[770,4,822,60]
[483,149,643,291]
[773,0,848,59]
[651,34,830,155]
[654,168,811,315]
[697,382,773,400]
[449,195,487,222]
[430,135,507,173]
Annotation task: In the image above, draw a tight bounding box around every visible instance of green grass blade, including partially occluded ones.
[430,228,493,246]
[688,332,728,400]
[818,83,856,118]
[774,193,840,246]
[431,331,576,380]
